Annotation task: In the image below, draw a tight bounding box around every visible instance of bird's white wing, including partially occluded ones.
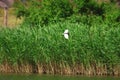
[64,29,68,34]
[64,34,69,39]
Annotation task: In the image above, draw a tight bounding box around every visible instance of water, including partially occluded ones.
[0,74,120,80]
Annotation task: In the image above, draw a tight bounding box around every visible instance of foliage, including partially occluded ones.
[14,0,120,26]
[76,0,104,15]
[14,0,73,26]
[101,2,120,22]
[0,21,120,66]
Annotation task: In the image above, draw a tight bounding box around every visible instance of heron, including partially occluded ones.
[63,29,69,39]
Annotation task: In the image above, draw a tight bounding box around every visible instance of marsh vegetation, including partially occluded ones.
[0,0,120,76]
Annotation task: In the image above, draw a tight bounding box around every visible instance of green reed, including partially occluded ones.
[0,21,120,74]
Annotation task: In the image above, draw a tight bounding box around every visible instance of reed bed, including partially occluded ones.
[0,22,120,76]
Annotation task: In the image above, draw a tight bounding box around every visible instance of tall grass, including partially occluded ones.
[0,22,120,75]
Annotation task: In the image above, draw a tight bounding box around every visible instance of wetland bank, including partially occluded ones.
[0,0,120,76]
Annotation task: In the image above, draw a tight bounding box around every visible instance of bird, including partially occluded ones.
[63,29,69,39]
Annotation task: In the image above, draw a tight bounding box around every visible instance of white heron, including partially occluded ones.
[63,29,69,39]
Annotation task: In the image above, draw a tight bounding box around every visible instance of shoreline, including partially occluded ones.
[0,62,119,76]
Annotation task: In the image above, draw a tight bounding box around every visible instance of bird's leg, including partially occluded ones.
[4,7,8,27]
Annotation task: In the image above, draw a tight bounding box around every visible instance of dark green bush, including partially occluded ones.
[15,0,120,26]
[101,2,120,22]
[15,0,74,26]
[79,0,105,16]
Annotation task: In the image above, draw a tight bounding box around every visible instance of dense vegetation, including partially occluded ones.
[0,21,120,75]
[0,0,120,75]
[15,0,120,26]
